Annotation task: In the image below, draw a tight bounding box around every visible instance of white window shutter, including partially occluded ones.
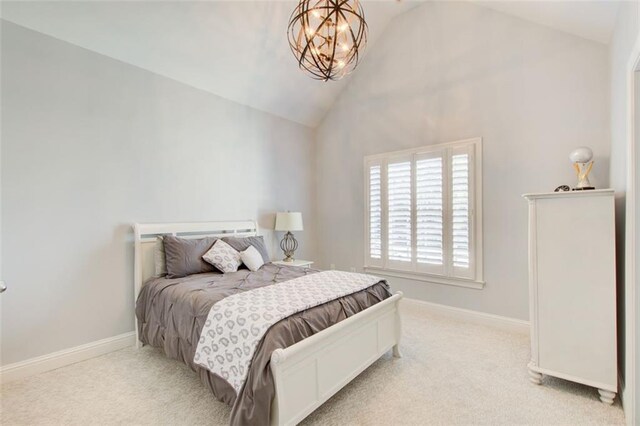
[367,163,383,264]
[450,145,475,280]
[415,152,445,275]
[387,159,412,265]
[363,138,482,285]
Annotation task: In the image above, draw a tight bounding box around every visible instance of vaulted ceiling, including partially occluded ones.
[1,1,621,128]
[0,1,419,127]
[472,1,620,44]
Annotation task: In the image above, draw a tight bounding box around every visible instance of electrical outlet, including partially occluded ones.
[349,267,356,272]
[330,263,335,270]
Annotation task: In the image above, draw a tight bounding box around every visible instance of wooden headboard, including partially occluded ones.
[132,220,258,346]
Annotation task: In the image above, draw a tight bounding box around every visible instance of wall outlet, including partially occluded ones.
[330,264,335,270]
[349,267,356,272]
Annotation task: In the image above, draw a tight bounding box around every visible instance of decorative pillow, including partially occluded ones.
[202,239,242,273]
[154,236,167,277]
[163,235,219,278]
[222,236,270,263]
[240,245,265,272]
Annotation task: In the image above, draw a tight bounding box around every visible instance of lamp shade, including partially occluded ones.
[275,212,303,231]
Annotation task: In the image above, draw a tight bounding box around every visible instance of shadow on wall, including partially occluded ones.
[258,210,278,260]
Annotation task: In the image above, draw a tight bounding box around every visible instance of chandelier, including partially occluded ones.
[287,0,368,81]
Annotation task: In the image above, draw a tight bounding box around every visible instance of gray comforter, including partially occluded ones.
[135,263,390,425]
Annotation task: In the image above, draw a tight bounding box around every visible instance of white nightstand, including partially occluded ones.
[272,259,314,269]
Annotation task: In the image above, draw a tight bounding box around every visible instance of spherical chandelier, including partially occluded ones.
[287,0,368,81]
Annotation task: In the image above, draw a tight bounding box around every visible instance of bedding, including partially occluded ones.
[163,235,219,278]
[239,245,264,271]
[136,263,390,426]
[222,236,270,264]
[153,237,167,277]
[194,270,381,393]
[202,239,242,273]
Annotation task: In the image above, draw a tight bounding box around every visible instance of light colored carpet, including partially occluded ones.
[1,300,625,425]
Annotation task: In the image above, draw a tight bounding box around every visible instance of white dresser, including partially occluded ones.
[523,189,617,404]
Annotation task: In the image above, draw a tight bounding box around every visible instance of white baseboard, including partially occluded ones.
[1,331,136,384]
[403,297,530,334]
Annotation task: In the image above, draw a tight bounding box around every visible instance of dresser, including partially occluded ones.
[523,189,617,404]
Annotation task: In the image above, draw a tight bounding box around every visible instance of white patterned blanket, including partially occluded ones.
[193,270,381,393]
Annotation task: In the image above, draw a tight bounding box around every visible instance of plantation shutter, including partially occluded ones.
[363,138,481,284]
[387,159,412,266]
[367,162,383,266]
[450,145,475,279]
[415,152,445,275]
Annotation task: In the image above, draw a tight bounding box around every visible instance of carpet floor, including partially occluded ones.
[1,299,625,425]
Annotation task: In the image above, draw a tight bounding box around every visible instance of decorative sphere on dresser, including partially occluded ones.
[569,146,595,190]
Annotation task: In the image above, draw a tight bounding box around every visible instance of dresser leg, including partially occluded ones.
[392,344,402,358]
[528,367,543,385]
[598,389,616,405]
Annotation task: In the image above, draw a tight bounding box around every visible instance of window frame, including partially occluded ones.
[363,138,484,289]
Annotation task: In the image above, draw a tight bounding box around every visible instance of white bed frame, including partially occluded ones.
[133,221,403,426]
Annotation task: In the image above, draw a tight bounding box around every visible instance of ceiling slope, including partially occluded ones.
[471,0,620,45]
[1,1,621,127]
[0,1,417,127]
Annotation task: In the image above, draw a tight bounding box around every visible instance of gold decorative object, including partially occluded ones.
[287,0,368,81]
[569,147,595,190]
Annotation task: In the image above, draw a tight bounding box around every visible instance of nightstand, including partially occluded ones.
[272,259,314,269]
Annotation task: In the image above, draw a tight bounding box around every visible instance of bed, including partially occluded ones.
[133,220,402,426]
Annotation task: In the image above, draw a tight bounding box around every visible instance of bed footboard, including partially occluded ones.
[269,291,403,426]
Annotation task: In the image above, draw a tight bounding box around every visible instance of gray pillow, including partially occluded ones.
[222,236,270,263]
[163,235,219,278]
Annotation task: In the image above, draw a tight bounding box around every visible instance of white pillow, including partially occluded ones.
[240,245,265,272]
[154,236,167,277]
[202,239,242,273]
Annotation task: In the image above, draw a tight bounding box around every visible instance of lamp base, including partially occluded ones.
[280,231,298,263]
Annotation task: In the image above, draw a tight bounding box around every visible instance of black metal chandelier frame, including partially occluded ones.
[287,0,368,81]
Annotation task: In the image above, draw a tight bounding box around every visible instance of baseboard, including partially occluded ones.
[403,298,530,334]
[0,331,135,384]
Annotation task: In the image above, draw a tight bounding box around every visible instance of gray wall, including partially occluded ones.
[0,21,316,365]
[315,1,610,321]
[608,0,639,420]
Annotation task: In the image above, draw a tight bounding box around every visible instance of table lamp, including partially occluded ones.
[275,212,303,262]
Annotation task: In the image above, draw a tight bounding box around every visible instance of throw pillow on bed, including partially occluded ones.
[163,235,219,278]
[202,239,242,273]
[154,236,168,277]
[240,245,265,272]
[222,236,270,263]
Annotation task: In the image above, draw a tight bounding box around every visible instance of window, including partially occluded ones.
[364,138,483,288]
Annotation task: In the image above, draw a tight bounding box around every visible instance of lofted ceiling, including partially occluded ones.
[471,1,620,45]
[1,1,621,128]
[0,1,419,127]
